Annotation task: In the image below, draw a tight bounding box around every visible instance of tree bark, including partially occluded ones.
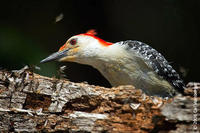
[0,66,199,132]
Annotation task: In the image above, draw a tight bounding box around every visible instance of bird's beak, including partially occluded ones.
[40,49,69,63]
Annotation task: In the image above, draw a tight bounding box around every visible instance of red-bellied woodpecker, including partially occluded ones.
[41,30,185,97]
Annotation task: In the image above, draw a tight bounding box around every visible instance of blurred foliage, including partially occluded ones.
[0,26,57,77]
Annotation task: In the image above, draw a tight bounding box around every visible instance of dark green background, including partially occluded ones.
[0,0,199,87]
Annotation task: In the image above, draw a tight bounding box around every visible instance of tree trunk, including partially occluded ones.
[0,66,199,132]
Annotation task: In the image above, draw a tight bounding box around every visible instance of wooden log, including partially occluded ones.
[0,66,199,132]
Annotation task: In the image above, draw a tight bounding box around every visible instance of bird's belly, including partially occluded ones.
[96,62,174,97]
[97,62,143,86]
[103,65,135,86]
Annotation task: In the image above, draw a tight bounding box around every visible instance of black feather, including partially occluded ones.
[120,40,185,93]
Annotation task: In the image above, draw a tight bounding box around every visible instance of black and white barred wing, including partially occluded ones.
[118,40,185,93]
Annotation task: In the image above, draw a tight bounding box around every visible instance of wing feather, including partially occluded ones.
[118,40,185,93]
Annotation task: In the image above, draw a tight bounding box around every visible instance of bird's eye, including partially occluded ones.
[69,39,77,45]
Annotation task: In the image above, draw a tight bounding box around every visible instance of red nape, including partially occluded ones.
[86,29,97,36]
[79,30,113,46]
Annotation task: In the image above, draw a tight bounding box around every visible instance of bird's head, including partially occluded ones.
[40,30,113,65]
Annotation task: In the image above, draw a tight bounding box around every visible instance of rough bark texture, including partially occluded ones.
[0,66,199,132]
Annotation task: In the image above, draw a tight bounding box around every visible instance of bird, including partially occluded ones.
[40,30,185,97]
